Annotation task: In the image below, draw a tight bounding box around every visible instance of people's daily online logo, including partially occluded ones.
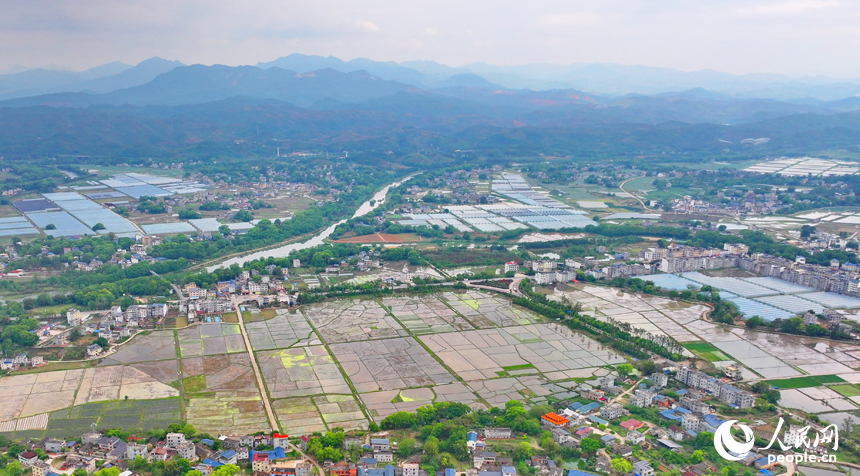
[714,420,755,461]
[713,419,838,464]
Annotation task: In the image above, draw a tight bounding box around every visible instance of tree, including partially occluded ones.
[179,209,203,219]
[690,450,704,464]
[745,316,765,329]
[616,364,634,378]
[512,442,532,462]
[218,225,231,235]
[610,458,632,474]
[692,431,714,450]
[94,467,121,476]
[45,224,56,230]
[580,437,601,453]
[94,337,109,348]
[6,461,23,476]
[234,210,254,222]
[398,438,416,458]
[182,423,196,438]
[800,225,816,238]
[636,360,658,375]
[92,223,106,231]
[423,436,439,456]
[73,470,89,476]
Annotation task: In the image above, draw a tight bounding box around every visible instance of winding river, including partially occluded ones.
[207,174,415,271]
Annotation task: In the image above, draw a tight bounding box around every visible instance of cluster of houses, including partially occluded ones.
[669,193,786,217]
[674,366,756,408]
[0,352,45,371]
[11,431,313,476]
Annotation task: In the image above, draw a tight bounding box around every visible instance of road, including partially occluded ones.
[231,298,279,433]
[289,442,324,476]
[462,274,526,297]
[618,176,650,211]
[611,377,645,404]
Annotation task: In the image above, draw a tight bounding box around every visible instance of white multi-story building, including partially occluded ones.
[681,413,701,432]
[127,443,149,460]
[629,390,655,408]
[67,308,82,326]
[504,262,519,273]
[600,403,624,420]
[650,373,668,388]
[784,425,808,448]
[166,433,186,448]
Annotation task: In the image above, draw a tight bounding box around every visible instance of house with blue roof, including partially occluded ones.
[567,470,600,476]
[467,431,479,449]
[445,469,456,476]
[588,415,608,426]
[579,402,600,413]
[568,402,583,410]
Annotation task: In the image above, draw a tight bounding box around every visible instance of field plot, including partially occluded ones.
[301,299,409,343]
[178,323,245,357]
[361,382,480,419]
[683,342,731,362]
[313,394,368,430]
[0,370,81,421]
[257,346,351,398]
[186,395,269,434]
[548,285,705,343]
[246,312,320,350]
[441,291,543,328]
[181,353,259,394]
[181,353,269,433]
[330,337,457,393]
[39,398,181,438]
[273,397,327,434]
[0,365,178,423]
[383,295,476,334]
[421,323,625,383]
[467,375,551,407]
[101,331,176,365]
[75,366,179,406]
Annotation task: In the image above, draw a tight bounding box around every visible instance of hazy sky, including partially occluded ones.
[2,0,859,77]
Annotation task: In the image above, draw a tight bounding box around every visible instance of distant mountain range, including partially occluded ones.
[0,57,183,100]
[2,54,860,161]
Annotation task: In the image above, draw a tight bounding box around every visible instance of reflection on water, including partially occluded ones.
[208,174,416,271]
[798,467,845,476]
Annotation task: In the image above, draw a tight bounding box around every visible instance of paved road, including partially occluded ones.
[232,298,278,433]
[611,377,645,404]
[462,274,526,297]
[289,442,324,476]
[618,176,650,211]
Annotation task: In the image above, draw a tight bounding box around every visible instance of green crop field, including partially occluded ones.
[763,375,847,389]
[683,342,731,362]
[829,384,860,397]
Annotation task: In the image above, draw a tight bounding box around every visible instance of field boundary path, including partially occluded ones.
[231,298,278,432]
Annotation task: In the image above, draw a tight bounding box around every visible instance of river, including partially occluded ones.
[207,175,415,271]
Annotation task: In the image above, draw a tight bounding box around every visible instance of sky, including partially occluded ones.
[2,0,859,78]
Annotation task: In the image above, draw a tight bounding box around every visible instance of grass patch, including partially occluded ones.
[502,364,536,371]
[222,312,239,323]
[683,342,731,362]
[764,375,847,389]
[260,309,277,320]
[830,384,860,397]
[183,375,207,393]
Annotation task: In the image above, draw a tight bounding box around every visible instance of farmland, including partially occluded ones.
[13,282,860,439]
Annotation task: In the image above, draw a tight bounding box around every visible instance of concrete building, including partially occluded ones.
[484,428,512,439]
